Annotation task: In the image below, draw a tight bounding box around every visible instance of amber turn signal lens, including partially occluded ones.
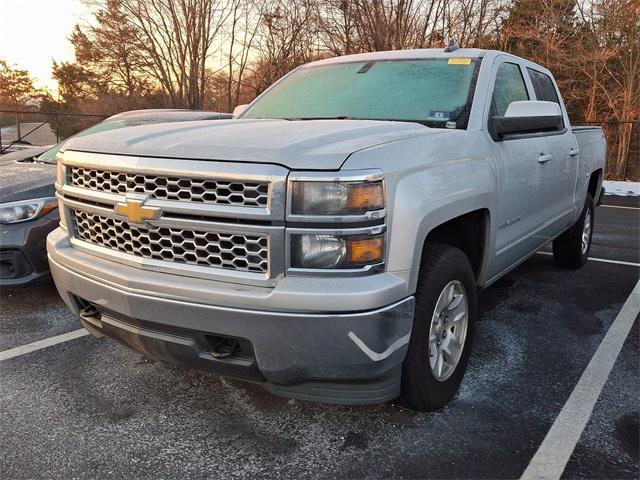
[347,183,384,211]
[347,236,384,264]
[40,199,59,217]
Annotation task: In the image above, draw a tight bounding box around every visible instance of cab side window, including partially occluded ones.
[491,62,529,117]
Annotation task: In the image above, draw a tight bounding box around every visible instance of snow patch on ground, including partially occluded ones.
[603,180,640,196]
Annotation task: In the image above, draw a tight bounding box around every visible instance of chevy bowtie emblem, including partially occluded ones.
[114,197,161,224]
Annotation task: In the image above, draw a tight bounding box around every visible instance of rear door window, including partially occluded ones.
[527,68,560,104]
[527,68,564,127]
[490,62,529,117]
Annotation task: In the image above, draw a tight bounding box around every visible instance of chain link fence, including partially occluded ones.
[0,110,107,154]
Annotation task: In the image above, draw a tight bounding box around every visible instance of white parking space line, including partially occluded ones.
[584,257,640,267]
[598,205,639,211]
[536,251,640,267]
[0,329,89,362]
[520,279,640,480]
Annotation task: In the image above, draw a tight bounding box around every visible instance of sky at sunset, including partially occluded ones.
[0,0,92,94]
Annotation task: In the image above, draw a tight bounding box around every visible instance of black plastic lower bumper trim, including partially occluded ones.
[79,302,265,382]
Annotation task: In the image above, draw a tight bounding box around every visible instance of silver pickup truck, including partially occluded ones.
[47,47,605,411]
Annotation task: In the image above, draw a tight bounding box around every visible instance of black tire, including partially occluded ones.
[400,243,477,412]
[552,194,594,269]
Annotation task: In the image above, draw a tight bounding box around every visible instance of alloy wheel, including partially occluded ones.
[428,280,469,382]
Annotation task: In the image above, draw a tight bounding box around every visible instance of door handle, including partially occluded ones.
[538,154,553,164]
[569,148,580,157]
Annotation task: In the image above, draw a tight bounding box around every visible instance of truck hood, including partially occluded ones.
[62,119,432,170]
[0,160,56,203]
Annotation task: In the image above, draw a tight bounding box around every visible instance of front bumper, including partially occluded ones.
[0,210,59,287]
[47,228,415,404]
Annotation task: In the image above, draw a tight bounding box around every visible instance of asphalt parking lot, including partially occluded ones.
[1,196,638,479]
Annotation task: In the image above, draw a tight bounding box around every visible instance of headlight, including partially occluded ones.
[291,180,384,216]
[0,197,58,224]
[292,233,384,269]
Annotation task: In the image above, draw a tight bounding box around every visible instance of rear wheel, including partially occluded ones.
[552,194,594,269]
[400,244,477,412]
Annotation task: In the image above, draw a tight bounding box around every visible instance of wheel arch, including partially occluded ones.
[389,194,495,294]
[421,208,491,282]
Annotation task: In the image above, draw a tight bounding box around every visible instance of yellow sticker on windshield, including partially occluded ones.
[448,58,472,65]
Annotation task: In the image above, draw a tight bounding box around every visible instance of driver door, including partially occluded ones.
[487,59,552,277]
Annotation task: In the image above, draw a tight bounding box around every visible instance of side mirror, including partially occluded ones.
[232,104,249,118]
[490,101,562,141]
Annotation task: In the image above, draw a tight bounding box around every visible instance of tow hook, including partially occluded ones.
[79,304,101,326]
[78,304,105,338]
[208,336,239,359]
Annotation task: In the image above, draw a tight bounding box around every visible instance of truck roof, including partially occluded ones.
[306,48,519,68]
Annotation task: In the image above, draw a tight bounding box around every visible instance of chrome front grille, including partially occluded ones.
[68,166,269,207]
[59,151,288,284]
[73,210,269,273]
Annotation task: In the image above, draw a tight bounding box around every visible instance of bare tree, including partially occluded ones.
[575,0,640,177]
[225,0,264,111]
[447,0,505,47]
[117,0,233,109]
[317,0,361,55]
[318,0,438,54]
[351,0,440,51]
[244,0,319,97]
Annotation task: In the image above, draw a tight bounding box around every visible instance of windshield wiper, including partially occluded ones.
[282,116,434,127]
[284,116,352,121]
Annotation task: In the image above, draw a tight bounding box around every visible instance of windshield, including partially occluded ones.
[243,58,481,129]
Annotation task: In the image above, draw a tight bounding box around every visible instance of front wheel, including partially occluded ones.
[400,244,477,412]
[552,194,594,269]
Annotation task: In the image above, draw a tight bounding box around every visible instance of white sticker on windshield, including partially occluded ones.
[427,110,450,121]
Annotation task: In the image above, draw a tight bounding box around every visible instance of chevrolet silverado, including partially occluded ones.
[47,47,605,411]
